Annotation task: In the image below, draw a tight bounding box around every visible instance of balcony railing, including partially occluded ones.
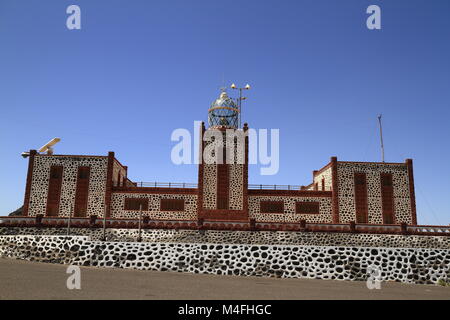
[131,182,198,188]
[126,182,308,190]
[248,184,302,190]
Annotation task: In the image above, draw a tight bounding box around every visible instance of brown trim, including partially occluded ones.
[197,122,206,219]
[2,215,450,236]
[331,156,340,223]
[216,162,229,210]
[124,197,149,211]
[380,173,395,224]
[248,189,332,197]
[198,209,248,221]
[22,150,37,217]
[242,123,249,220]
[74,166,90,217]
[46,165,64,217]
[406,159,417,225]
[295,201,320,214]
[112,187,198,195]
[104,151,115,218]
[354,172,368,223]
[160,198,185,212]
[260,200,284,214]
[338,160,407,165]
[35,154,107,159]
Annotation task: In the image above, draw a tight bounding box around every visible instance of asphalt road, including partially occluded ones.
[0,258,448,300]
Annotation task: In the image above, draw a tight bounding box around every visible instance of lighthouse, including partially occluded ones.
[197,89,249,221]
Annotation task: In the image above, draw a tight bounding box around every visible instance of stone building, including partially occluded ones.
[19,90,417,227]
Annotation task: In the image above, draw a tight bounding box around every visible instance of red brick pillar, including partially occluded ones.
[406,159,417,225]
[22,150,37,217]
[104,152,115,218]
[331,156,340,223]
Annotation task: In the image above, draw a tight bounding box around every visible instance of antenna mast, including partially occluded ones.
[377,114,385,163]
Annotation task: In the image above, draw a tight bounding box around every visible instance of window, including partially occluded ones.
[46,166,63,216]
[296,201,320,214]
[74,167,90,217]
[78,167,90,180]
[355,174,366,185]
[380,173,394,224]
[260,201,284,214]
[381,174,393,186]
[160,199,185,211]
[124,198,149,211]
[354,173,368,223]
[50,167,62,179]
[217,197,228,210]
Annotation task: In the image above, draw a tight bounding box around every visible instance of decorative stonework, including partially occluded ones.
[337,162,412,224]
[202,164,217,209]
[1,235,448,285]
[110,193,197,220]
[229,164,244,210]
[28,155,108,217]
[249,196,332,223]
[1,227,448,249]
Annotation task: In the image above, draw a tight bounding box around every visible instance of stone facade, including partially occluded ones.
[17,105,418,230]
[26,155,108,218]
[202,164,217,210]
[336,162,413,224]
[18,151,419,228]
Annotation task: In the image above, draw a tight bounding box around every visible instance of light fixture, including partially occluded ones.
[21,152,30,159]
[229,83,251,128]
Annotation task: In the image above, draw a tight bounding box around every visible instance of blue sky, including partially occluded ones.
[0,0,449,225]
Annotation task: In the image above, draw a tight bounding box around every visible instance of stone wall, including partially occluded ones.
[1,227,448,249]
[0,235,448,285]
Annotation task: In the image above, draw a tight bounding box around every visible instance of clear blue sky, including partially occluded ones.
[0,0,449,225]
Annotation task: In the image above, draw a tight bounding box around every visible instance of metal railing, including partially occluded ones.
[1,216,450,236]
[127,182,307,190]
[132,182,198,188]
[248,184,302,190]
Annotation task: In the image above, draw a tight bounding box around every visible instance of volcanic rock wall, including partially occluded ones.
[0,234,448,285]
[0,227,449,249]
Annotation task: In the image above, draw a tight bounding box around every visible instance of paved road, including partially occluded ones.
[0,258,448,300]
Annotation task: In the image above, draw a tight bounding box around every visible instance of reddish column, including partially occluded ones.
[331,156,340,223]
[406,159,417,225]
[22,149,37,216]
